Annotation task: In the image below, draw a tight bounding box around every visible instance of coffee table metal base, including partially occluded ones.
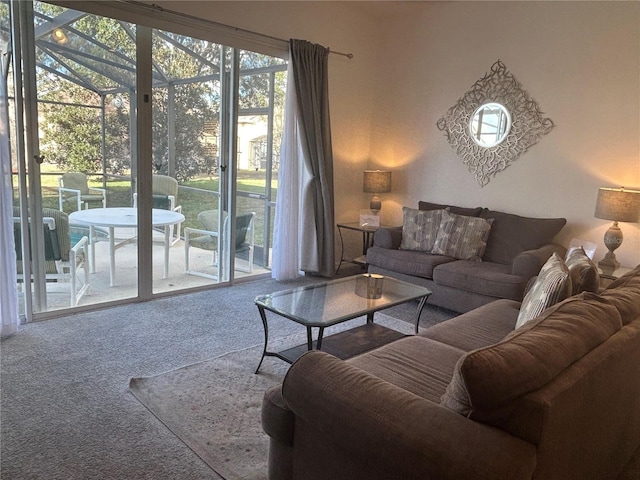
[255,297,429,373]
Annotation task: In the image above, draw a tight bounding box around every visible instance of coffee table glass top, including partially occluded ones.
[255,275,431,327]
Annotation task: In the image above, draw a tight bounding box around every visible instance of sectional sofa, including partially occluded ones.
[366,201,567,313]
[262,262,640,480]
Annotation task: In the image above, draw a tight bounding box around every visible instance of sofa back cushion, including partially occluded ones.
[441,293,622,417]
[601,265,640,325]
[605,264,640,290]
[418,201,483,217]
[479,209,566,265]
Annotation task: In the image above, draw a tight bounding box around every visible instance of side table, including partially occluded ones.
[336,222,387,274]
[599,265,633,289]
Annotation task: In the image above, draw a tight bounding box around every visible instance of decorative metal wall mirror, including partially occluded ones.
[437,60,554,187]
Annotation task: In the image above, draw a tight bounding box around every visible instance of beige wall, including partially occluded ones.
[156,1,640,268]
[370,1,640,268]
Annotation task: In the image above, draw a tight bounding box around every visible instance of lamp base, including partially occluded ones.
[369,194,381,213]
[598,252,620,276]
[599,222,623,275]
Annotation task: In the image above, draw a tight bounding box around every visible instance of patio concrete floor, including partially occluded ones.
[19,228,270,315]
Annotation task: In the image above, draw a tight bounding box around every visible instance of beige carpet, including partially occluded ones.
[129,314,417,480]
[129,310,640,480]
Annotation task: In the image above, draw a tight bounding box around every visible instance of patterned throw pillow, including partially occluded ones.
[431,210,493,261]
[565,246,600,295]
[399,207,443,252]
[515,253,572,328]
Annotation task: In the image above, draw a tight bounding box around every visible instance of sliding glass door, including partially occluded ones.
[234,51,286,275]
[5,0,287,321]
[148,33,286,290]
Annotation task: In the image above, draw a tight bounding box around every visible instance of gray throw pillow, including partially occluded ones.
[399,207,443,252]
[565,246,600,295]
[516,253,572,328]
[431,210,493,261]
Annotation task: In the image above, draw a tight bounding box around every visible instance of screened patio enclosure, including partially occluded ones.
[4,1,287,319]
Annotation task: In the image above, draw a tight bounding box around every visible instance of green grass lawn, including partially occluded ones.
[18,164,277,247]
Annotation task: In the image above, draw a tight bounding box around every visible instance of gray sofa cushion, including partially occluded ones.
[348,336,465,403]
[420,299,520,351]
[601,264,640,325]
[432,260,528,300]
[419,201,483,217]
[366,246,456,279]
[479,209,566,265]
[372,226,403,250]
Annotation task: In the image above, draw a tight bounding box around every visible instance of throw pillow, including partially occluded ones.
[431,210,493,261]
[565,246,600,295]
[399,207,443,252]
[515,253,572,328]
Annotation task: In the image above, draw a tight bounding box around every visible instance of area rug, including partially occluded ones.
[129,314,418,480]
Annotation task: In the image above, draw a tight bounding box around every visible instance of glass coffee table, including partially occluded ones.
[254,275,431,373]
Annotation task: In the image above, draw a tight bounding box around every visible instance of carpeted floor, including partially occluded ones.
[129,314,419,480]
[0,274,453,480]
[3,274,640,479]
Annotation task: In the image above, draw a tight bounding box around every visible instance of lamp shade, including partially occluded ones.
[594,188,640,223]
[363,170,392,193]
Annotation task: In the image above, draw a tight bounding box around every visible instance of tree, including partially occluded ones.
[34,4,286,180]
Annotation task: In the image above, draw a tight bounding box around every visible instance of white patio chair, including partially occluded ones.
[133,175,182,245]
[184,210,255,280]
[58,172,106,213]
[14,207,90,307]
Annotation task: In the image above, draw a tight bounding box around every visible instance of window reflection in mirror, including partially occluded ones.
[469,102,511,147]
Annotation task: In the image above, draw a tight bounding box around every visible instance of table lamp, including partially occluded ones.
[363,170,391,214]
[594,187,640,274]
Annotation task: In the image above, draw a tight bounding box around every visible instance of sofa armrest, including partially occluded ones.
[283,351,536,480]
[372,226,403,249]
[511,243,567,277]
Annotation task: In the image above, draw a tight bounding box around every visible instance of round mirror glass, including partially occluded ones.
[469,102,511,147]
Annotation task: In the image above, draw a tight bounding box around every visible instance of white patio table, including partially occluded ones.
[69,207,185,287]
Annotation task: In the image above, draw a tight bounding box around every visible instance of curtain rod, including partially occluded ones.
[142,2,353,59]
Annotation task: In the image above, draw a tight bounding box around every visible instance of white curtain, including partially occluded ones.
[1,66,20,337]
[272,63,303,280]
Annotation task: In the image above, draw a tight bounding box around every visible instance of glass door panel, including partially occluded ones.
[151,31,228,290]
[9,1,140,318]
[235,52,286,274]
[7,1,287,319]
